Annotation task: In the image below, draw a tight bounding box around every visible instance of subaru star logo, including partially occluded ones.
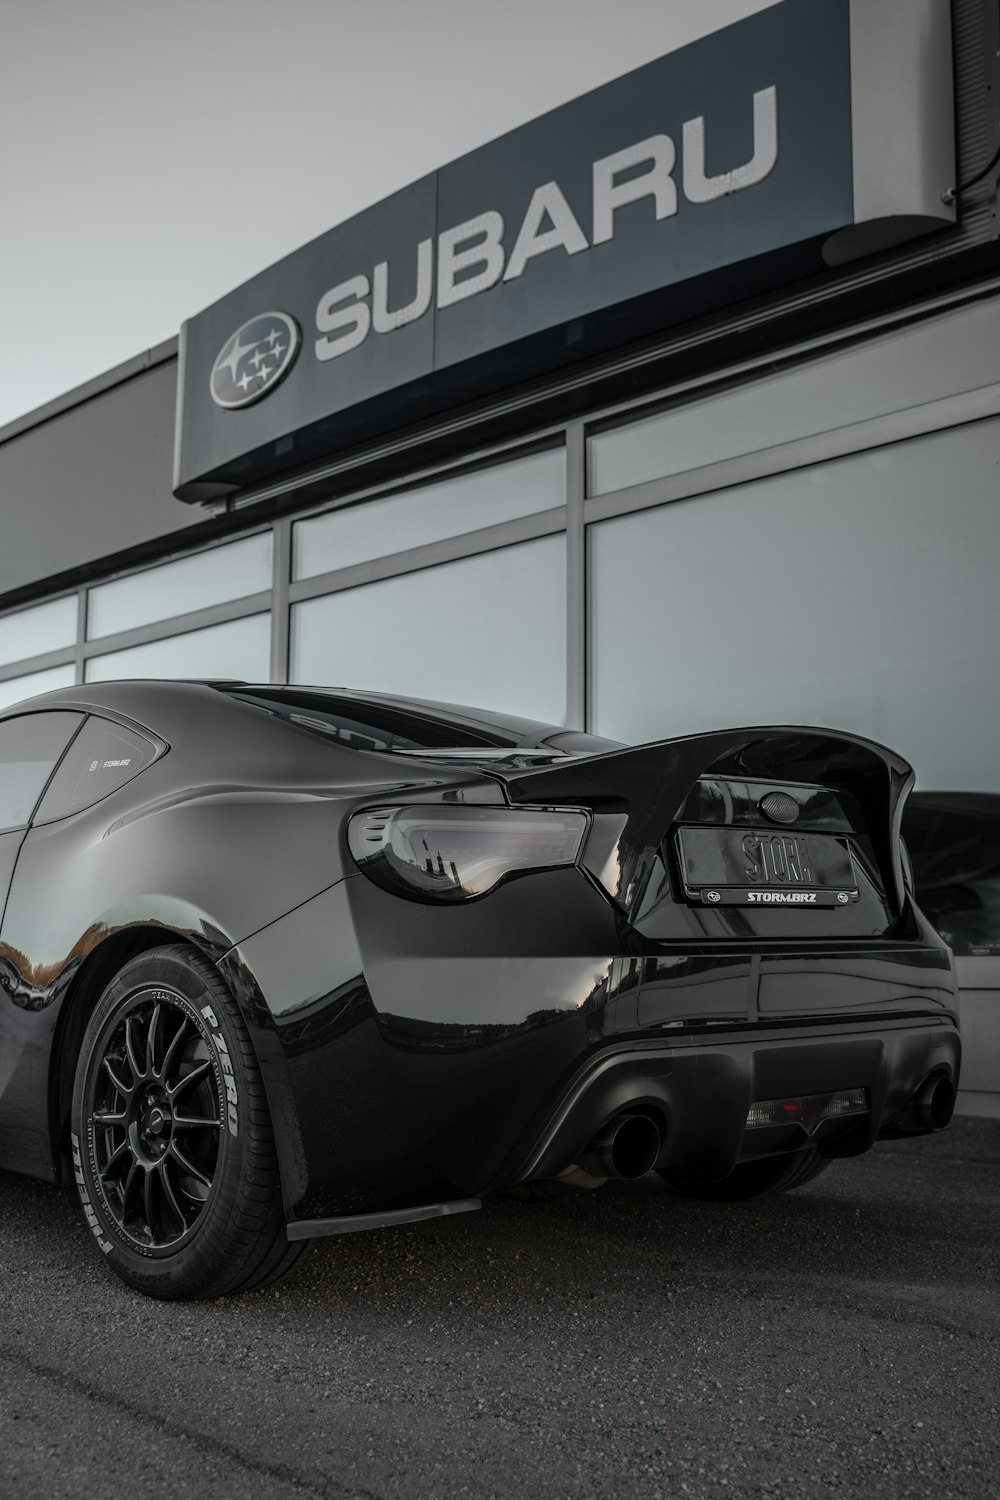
[209,311,300,410]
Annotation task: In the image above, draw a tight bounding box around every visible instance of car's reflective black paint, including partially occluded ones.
[0,681,960,1237]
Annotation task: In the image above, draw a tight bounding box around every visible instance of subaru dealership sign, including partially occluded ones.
[175,0,954,499]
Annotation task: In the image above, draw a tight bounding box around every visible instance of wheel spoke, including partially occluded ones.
[170,1140,213,1189]
[99,1140,131,1180]
[172,1114,221,1132]
[158,1159,188,1229]
[103,1057,133,1097]
[122,1160,141,1209]
[168,1059,213,1101]
[143,1166,157,1235]
[92,1108,128,1126]
[145,1002,163,1077]
[159,1014,190,1083]
[125,1015,145,1084]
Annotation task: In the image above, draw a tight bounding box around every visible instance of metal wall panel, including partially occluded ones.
[0,358,198,604]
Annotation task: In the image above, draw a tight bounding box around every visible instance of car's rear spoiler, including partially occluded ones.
[495,726,915,921]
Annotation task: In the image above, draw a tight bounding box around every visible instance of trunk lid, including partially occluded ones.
[493,726,913,940]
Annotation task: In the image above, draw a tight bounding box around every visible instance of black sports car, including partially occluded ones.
[0,681,960,1300]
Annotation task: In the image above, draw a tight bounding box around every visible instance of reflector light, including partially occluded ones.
[347,804,589,901]
[746,1088,868,1131]
[819,1089,869,1119]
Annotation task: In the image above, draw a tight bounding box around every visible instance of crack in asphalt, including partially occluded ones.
[684,1265,999,1321]
[0,1343,384,1500]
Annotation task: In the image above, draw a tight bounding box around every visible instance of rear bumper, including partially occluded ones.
[519,1017,961,1186]
[230,871,959,1218]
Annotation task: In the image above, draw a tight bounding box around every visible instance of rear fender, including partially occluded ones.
[215,878,390,1221]
[0,899,238,1182]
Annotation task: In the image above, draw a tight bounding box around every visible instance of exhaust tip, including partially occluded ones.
[578,1113,661,1180]
[917,1074,956,1131]
[894,1073,957,1133]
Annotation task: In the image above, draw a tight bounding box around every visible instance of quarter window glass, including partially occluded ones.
[0,597,77,668]
[293,450,564,581]
[85,614,271,683]
[0,665,76,712]
[35,716,158,822]
[0,712,83,831]
[87,535,272,640]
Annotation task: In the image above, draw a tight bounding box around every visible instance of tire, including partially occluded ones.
[658,1148,830,1202]
[70,944,306,1300]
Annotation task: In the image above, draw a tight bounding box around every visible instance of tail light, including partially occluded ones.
[745,1088,868,1131]
[347,804,589,901]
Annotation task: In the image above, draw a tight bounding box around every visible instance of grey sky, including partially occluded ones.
[2,0,779,431]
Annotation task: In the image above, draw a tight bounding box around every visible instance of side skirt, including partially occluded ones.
[286,1198,482,1242]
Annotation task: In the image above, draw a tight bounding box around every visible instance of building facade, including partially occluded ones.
[1,0,998,1112]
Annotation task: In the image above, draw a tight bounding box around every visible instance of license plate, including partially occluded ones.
[676,826,859,907]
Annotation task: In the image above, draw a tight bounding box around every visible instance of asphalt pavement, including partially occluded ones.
[1,1117,998,1500]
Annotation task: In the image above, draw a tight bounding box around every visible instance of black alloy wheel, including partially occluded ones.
[84,990,223,1253]
[658,1147,830,1201]
[72,944,304,1299]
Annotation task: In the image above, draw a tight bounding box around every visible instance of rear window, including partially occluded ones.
[228,688,515,752]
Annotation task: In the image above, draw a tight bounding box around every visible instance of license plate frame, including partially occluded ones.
[675,826,860,908]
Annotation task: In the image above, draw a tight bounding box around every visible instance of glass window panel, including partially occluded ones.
[0,712,83,831]
[0,664,76,712]
[589,298,1000,495]
[589,418,1000,797]
[85,614,270,683]
[87,534,272,640]
[0,596,77,668]
[293,449,564,581]
[35,716,159,822]
[291,537,566,725]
